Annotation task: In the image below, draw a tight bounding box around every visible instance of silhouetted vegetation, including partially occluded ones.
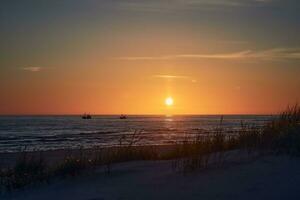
[0,151,47,191]
[172,104,300,172]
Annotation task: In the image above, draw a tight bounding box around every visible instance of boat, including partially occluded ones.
[119,114,127,119]
[82,114,92,119]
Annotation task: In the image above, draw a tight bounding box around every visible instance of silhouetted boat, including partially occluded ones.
[120,115,127,119]
[82,114,92,119]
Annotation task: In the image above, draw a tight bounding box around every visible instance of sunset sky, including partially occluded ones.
[0,0,299,115]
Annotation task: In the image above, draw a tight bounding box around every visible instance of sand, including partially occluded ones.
[2,155,300,200]
[0,145,176,168]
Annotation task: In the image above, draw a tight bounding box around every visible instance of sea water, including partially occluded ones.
[0,115,274,152]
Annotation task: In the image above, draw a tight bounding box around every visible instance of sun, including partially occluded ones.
[165,97,174,106]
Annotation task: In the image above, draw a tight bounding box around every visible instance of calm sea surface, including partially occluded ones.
[0,115,274,152]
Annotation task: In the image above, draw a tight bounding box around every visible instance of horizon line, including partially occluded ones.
[0,113,278,116]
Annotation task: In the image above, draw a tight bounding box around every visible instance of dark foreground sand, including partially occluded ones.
[2,155,300,200]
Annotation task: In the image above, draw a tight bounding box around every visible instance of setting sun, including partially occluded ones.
[165,97,174,106]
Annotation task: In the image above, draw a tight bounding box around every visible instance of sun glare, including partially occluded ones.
[165,97,174,106]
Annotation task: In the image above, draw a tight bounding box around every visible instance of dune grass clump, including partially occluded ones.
[172,104,300,172]
[0,152,47,191]
[51,131,158,175]
[170,117,229,172]
[54,156,88,177]
[262,104,300,155]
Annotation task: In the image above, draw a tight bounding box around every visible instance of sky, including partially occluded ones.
[0,0,300,115]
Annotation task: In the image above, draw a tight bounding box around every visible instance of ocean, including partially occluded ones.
[0,115,274,152]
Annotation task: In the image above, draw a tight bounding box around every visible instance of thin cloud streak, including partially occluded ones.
[250,48,300,60]
[152,74,197,83]
[174,51,251,59]
[117,51,250,60]
[22,67,43,72]
[118,0,275,12]
[152,75,190,79]
[117,48,300,61]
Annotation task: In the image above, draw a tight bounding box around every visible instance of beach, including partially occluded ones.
[2,155,300,200]
[0,145,177,168]
[1,107,300,199]
[1,108,300,199]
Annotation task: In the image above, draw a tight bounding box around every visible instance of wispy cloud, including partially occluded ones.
[22,67,43,72]
[117,48,300,61]
[248,48,300,60]
[117,51,250,61]
[118,0,275,12]
[152,75,190,79]
[217,40,249,45]
[152,74,197,83]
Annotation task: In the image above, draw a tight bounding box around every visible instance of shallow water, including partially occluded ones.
[0,115,273,152]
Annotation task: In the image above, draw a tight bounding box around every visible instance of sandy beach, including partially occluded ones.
[0,145,177,168]
[1,109,300,199]
[2,155,300,200]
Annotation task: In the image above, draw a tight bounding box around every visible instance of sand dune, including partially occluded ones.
[3,156,300,200]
